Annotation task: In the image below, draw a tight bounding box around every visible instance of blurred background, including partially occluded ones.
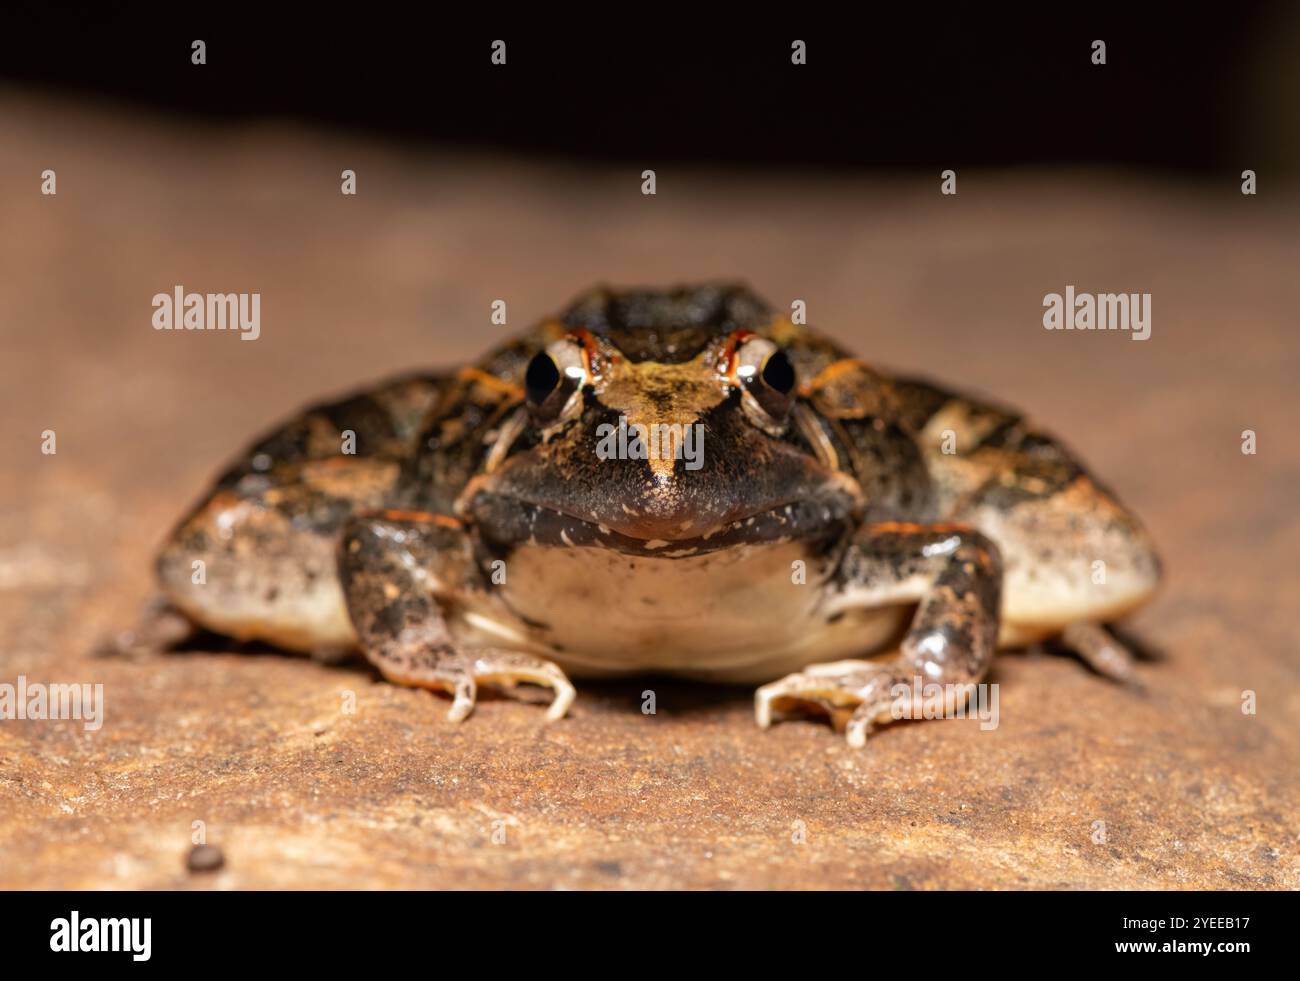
[3,6,1298,174]
[0,6,1296,889]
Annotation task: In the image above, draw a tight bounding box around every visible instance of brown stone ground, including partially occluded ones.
[1,92,1296,890]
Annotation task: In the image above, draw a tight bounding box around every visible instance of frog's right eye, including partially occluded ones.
[524,340,586,423]
[525,351,561,404]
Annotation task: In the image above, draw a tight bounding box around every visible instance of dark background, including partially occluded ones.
[0,4,1294,174]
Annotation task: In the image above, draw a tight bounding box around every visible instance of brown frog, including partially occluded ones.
[143,284,1161,745]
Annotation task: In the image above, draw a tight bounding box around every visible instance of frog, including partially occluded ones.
[140,283,1161,746]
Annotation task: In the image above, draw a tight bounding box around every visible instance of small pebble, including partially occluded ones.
[186,844,225,873]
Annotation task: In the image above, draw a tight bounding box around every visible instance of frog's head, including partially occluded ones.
[460,284,863,556]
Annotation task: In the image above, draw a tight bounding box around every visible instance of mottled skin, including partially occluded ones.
[150,284,1161,745]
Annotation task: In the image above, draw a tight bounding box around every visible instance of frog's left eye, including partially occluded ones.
[524,339,587,424]
[734,337,797,426]
[761,350,796,396]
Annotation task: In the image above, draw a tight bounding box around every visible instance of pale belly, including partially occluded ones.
[452,540,913,684]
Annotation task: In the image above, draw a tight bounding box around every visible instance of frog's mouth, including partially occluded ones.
[462,486,859,558]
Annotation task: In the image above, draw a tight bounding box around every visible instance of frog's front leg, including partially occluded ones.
[338,510,575,722]
[756,522,1002,747]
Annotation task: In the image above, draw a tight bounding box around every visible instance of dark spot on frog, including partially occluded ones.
[595,860,623,877]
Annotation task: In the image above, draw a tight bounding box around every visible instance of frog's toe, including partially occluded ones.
[444,671,478,723]
[468,650,577,721]
[755,659,898,745]
[1058,621,1144,691]
[94,595,197,658]
[845,693,904,748]
[380,649,576,723]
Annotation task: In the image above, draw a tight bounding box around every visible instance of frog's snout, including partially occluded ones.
[461,443,861,551]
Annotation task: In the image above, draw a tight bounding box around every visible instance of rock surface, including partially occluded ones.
[0,93,1296,889]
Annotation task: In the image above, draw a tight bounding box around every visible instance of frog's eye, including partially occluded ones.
[734,337,797,426]
[524,340,586,424]
[761,350,796,396]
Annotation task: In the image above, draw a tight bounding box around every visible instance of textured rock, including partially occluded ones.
[0,93,1296,889]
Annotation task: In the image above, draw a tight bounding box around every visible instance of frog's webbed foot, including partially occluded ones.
[1058,621,1142,690]
[373,643,576,723]
[339,509,575,723]
[756,521,1002,746]
[756,660,918,748]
